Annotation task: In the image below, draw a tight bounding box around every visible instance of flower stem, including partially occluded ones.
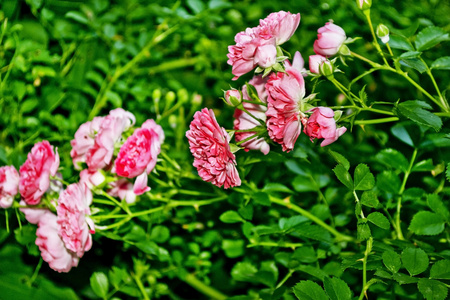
[353,190,365,219]
[420,57,449,112]
[270,196,354,242]
[354,117,399,125]
[276,269,295,289]
[247,241,304,248]
[364,10,389,66]
[132,272,150,300]
[27,257,43,287]
[358,237,373,300]
[330,79,356,106]
[180,273,228,300]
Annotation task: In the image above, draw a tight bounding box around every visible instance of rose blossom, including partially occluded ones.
[304,107,347,146]
[70,116,104,170]
[108,179,136,204]
[258,11,301,45]
[57,183,94,258]
[309,54,327,74]
[86,108,135,171]
[234,75,270,154]
[114,119,164,195]
[80,169,105,189]
[19,200,50,224]
[0,166,19,208]
[186,108,241,189]
[19,141,60,205]
[35,211,79,273]
[265,52,307,152]
[313,22,346,57]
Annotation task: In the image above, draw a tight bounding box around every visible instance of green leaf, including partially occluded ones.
[222,239,244,258]
[397,100,442,131]
[293,280,328,300]
[382,250,402,273]
[427,194,450,221]
[418,278,448,300]
[401,247,429,276]
[361,191,380,208]
[262,183,293,194]
[231,262,257,282]
[446,162,450,182]
[400,58,427,73]
[430,260,450,280]
[324,277,352,300]
[408,211,445,236]
[354,164,375,191]
[389,35,414,51]
[252,192,271,206]
[431,56,450,70]
[367,212,390,230]
[392,272,419,285]
[375,149,409,172]
[292,246,317,264]
[279,215,309,231]
[412,159,435,172]
[415,26,450,51]
[150,225,170,243]
[90,272,109,298]
[292,175,319,192]
[400,51,422,59]
[377,170,401,194]
[219,211,245,224]
[391,122,420,147]
[333,164,353,190]
[238,205,253,221]
[106,90,122,107]
[329,150,350,171]
[65,11,89,24]
[357,220,371,241]
[292,224,333,243]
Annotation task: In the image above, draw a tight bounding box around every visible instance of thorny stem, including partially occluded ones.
[394,148,418,240]
[270,196,354,242]
[354,117,399,125]
[353,190,365,219]
[358,237,373,300]
[420,57,450,111]
[330,79,356,106]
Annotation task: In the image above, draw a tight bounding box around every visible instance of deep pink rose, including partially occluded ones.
[0,166,19,208]
[304,107,347,146]
[258,11,301,45]
[70,117,104,170]
[108,179,136,204]
[57,183,93,258]
[265,54,307,152]
[313,22,346,57]
[114,119,164,195]
[86,109,135,171]
[309,54,327,74]
[35,211,79,273]
[186,108,241,189]
[234,76,270,155]
[19,141,60,205]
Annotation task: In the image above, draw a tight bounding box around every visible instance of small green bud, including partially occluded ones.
[356,0,372,10]
[165,91,176,105]
[319,60,335,80]
[177,88,189,104]
[376,24,390,44]
[152,89,161,101]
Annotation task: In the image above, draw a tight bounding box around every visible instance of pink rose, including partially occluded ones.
[86,109,135,171]
[186,108,241,189]
[313,22,346,57]
[57,183,93,258]
[224,88,242,107]
[258,11,301,45]
[19,200,54,224]
[265,54,307,152]
[108,179,136,204]
[304,107,347,146]
[309,54,327,74]
[35,211,79,273]
[80,169,105,189]
[227,28,276,80]
[0,166,19,208]
[234,76,270,155]
[70,117,104,170]
[19,141,60,205]
[114,119,164,195]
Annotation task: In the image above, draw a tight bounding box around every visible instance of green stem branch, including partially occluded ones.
[181,273,228,300]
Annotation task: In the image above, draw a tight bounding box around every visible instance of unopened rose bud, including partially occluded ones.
[319,60,335,80]
[223,89,242,107]
[338,44,351,56]
[376,24,390,44]
[357,0,372,10]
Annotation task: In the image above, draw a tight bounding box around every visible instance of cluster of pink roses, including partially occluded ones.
[186,11,347,190]
[0,108,165,272]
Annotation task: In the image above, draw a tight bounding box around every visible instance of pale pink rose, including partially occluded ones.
[313,22,346,57]
[0,166,19,208]
[19,141,60,205]
[86,109,135,171]
[57,183,93,258]
[186,108,241,189]
[114,119,164,195]
[35,211,79,273]
[309,54,327,74]
[234,76,270,154]
[304,107,347,146]
[265,54,306,152]
[70,117,104,170]
[108,179,136,204]
[19,200,52,224]
[258,11,301,45]
[227,28,276,80]
[80,169,105,189]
